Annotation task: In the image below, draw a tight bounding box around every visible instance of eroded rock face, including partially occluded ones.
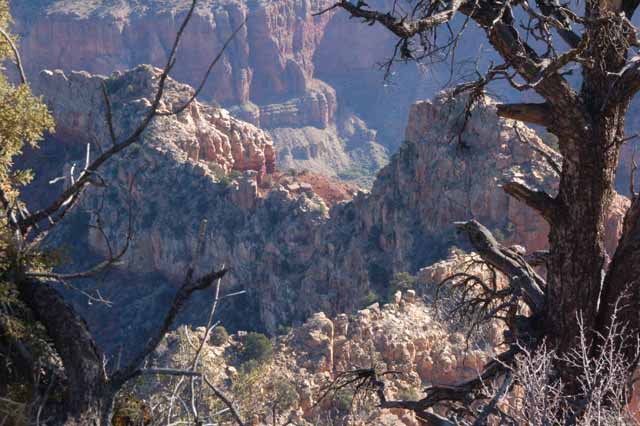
[12,0,392,183]
[14,1,336,107]
[35,74,628,345]
[37,66,276,182]
[401,96,628,256]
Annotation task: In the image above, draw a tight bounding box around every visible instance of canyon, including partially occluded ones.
[8,2,640,425]
[26,66,628,358]
[12,0,416,184]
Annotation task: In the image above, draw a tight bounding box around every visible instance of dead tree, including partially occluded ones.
[318,0,640,423]
[0,1,245,424]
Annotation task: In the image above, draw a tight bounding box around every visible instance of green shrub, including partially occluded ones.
[333,388,353,414]
[277,324,292,336]
[386,271,418,302]
[209,326,229,346]
[397,386,420,401]
[361,289,380,307]
[268,377,298,411]
[239,332,273,365]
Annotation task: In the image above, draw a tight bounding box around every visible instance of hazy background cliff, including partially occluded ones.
[11,0,481,186]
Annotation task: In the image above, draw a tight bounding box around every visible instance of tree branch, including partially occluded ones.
[502,180,557,223]
[137,369,202,378]
[202,375,246,426]
[472,371,513,426]
[159,19,246,117]
[0,26,27,85]
[18,0,201,234]
[617,56,640,98]
[109,268,228,387]
[376,347,520,424]
[337,0,464,39]
[455,220,546,314]
[496,102,552,127]
[513,126,562,176]
[530,0,581,48]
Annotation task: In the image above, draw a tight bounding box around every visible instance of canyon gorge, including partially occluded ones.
[9,2,640,424]
[24,65,628,355]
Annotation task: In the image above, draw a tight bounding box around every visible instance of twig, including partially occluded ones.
[202,375,246,426]
[0,27,27,85]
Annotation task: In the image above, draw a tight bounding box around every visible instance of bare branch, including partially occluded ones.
[372,348,520,424]
[472,371,513,426]
[502,180,557,223]
[18,0,201,233]
[0,26,27,85]
[496,102,552,127]
[110,268,228,387]
[335,0,586,127]
[528,0,581,48]
[524,250,549,267]
[138,369,202,378]
[159,19,247,117]
[617,55,640,98]
[202,375,246,426]
[26,168,138,284]
[100,81,117,146]
[513,126,562,176]
[337,0,464,39]
[455,220,546,314]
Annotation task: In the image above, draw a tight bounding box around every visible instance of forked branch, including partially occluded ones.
[454,220,545,314]
[110,267,228,387]
[502,180,557,223]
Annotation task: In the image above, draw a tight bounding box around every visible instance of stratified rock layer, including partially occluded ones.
[13,0,394,183]
[38,66,275,181]
[33,72,627,346]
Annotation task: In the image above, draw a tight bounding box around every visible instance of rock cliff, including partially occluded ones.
[12,0,395,183]
[38,65,276,181]
[32,70,628,352]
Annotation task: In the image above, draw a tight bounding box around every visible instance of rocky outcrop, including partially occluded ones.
[37,66,275,182]
[34,73,628,349]
[273,170,359,207]
[144,254,500,426]
[232,80,338,130]
[401,97,628,255]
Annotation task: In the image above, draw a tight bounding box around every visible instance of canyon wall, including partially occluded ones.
[12,0,399,183]
[13,1,640,190]
[30,67,628,353]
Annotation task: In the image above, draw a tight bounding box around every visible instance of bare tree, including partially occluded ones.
[0,1,247,424]
[311,0,640,423]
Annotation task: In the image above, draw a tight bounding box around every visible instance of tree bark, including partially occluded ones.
[545,127,623,353]
[543,0,631,356]
[16,276,109,424]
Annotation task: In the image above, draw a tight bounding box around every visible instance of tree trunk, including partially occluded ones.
[16,275,114,425]
[544,0,630,365]
[545,124,623,354]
